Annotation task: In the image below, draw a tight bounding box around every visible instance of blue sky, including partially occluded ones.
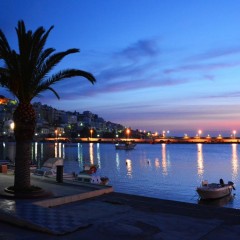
[1,0,240,137]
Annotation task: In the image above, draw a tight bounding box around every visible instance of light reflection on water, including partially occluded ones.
[232,144,238,183]
[1,142,240,209]
[197,143,204,178]
[126,159,132,177]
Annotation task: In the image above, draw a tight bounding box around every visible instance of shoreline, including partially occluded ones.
[1,137,240,144]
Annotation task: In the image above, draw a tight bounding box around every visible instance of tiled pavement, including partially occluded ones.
[0,173,113,235]
[0,199,91,234]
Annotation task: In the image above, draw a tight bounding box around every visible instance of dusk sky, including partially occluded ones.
[1,0,240,137]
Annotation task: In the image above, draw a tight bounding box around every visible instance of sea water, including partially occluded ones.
[1,142,239,209]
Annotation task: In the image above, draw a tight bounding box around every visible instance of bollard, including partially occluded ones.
[0,165,8,173]
[56,165,64,183]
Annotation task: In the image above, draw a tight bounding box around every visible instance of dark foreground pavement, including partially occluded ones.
[0,173,240,240]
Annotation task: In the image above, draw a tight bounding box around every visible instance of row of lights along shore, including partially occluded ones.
[51,128,239,140]
[183,130,237,139]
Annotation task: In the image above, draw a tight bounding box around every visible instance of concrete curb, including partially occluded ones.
[34,186,114,207]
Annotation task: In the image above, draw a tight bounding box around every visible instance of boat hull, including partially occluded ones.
[196,185,233,200]
[77,173,109,185]
[115,145,135,150]
[115,142,136,150]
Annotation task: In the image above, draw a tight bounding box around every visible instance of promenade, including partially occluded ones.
[43,136,240,144]
[0,172,240,239]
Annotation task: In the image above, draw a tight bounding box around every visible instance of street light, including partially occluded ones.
[90,129,93,138]
[10,122,15,130]
[198,130,202,138]
[55,130,58,141]
[233,130,236,139]
[162,130,165,138]
[126,128,130,139]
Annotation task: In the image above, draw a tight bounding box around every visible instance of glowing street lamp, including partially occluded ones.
[198,130,202,138]
[233,130,236,139]
[162,130,165,138]
[126,128,130,139]
[184,134,188,139]
[10,122,15,130]
[90,129,93,138]
[55,130,58,141]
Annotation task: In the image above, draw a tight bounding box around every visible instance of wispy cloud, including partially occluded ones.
[186,46,240,62]
[203,91,240,99]
[39,37,227,103]
[164,61,240,74]
[114,39,159,62]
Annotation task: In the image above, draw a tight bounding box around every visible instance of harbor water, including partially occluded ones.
[1,142,239,209]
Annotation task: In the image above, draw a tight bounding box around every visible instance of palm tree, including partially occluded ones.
[0,20,96,194]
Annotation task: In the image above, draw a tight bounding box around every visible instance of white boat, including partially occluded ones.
[115,141,136,150]
[33,158,75,180]
[33,160,109,184]
[77,164,109,185]
[77,173,109,185]
[196,179,235,200]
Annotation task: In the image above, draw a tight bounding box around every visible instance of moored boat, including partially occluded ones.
[77,173,109,185]
[196,179,235,200]
[33,158,75,180]
[115,141,136,150]
[33,159,110,185]
[77,164,109,185]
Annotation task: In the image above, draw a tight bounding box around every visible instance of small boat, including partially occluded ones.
[77,173,109,185]
[33,158,75,180]
[77,164,109,185]
[196,179,235,200]
[115,141,136,150]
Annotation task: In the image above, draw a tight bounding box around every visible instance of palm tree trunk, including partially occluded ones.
[13,103,36,192]
[14,141,31,191]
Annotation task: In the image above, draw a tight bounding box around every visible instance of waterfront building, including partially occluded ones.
[1,97,130,140]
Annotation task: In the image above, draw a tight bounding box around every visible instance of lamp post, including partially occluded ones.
[233,130,236,139]
[198,130,202,138]
[10,122,15,131]
[162,130,165,138]
[126,128,130,139]
[90,129,93,139]
[55,130,58,141]
[10,122,15,136]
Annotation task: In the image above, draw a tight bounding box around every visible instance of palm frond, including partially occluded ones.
[38,49,80,78]
[31,69,95,101]
[0,20,96,103]
[0,29,13,70]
